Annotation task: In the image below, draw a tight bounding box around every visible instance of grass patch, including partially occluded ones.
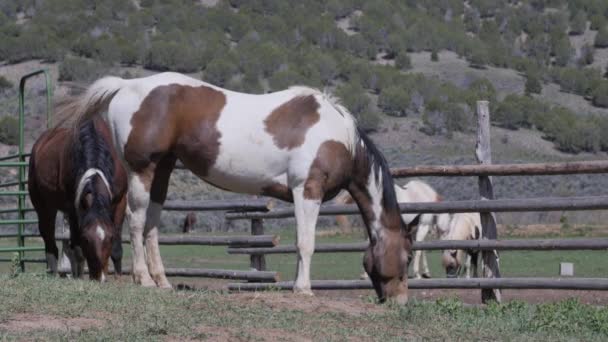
[1,275,608,341]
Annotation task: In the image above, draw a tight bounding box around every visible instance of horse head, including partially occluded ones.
[362,215,419,304]
[76,172,114,281]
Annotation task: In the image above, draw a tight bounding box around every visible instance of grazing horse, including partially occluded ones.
[28,116,128,281]
[441,213,483,278]
[61,72,414,303]
[334,180,450,278]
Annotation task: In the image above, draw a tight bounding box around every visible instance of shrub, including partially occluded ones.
[58,56,106,82]
[592,81,608,108]
[525,72,542,95]
[569,11,587,35]
[203,57,239,87]
[394,52,412,70]
[0,75,12,92]
[378,86,410,117]
[594,26,608,48]
[0,116,18,145]
[336,82,380,131]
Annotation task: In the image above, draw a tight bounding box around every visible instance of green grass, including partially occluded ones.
[1,274,608,341]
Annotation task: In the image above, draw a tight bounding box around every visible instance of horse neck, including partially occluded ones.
[347,158,402,242]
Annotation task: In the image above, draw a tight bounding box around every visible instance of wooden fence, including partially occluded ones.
[6,101,608,303]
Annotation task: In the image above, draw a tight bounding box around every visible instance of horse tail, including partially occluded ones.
[58,76,126,133]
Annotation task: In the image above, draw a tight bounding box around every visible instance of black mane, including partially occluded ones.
[356,127,407,231]
[71,119,114,227]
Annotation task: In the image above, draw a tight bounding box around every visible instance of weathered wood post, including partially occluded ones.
[475,101,502,303]
[250,218,266,272]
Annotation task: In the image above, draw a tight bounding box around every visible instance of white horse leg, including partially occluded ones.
[144,202,171,288]
[413,223,430,278]
[292,186,320,296]
[127,174,155,287]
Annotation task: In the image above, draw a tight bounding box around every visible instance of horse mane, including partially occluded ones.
[71,118,115,226]
[355,127,407,232]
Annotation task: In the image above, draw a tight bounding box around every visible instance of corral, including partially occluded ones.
[2,71,608,340]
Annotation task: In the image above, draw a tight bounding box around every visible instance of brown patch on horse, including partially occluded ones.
[261,183,293,202]
[265,95,320,150]
[303,140,352,200]
[124,84,226,189]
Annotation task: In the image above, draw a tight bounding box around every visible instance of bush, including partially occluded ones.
[335,82,380,131]
[58,56,106,82]
[525,72,542,95]
[594,26,608,48]
[0,75,12,92]
[569,11,587,35]
[202,57,239,87]
[394,52,411,70]
[592,81,608,108]
[0,116,18,145]
[378,86,410,117]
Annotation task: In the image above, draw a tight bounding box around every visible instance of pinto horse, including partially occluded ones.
[61,72,414,302]
[28,116,128,281]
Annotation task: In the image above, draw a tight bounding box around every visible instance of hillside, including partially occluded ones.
[1,0,608,229]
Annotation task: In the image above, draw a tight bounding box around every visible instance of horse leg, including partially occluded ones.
[38,209,58,275]
[465,253,472,279]
[413,223,430,279]
[144,155,175,289]
[127,172,156,287]
[292,186,321,296]
[111,194,127,275]
[472,252,479,278]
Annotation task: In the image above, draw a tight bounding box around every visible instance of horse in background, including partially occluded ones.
[28,116,128,281]
[182,212,197,233]
[60,71,415,303]
[334,180,450,278]
[441,213,483,278]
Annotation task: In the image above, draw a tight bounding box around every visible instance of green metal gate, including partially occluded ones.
[0,69,53,272]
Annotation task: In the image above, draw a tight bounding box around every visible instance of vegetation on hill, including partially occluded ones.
[1,0,608,152]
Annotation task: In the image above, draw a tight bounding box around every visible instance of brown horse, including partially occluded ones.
[28,116,128,281]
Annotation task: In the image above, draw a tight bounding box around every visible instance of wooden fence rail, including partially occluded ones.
[163,199,272,212]
[177,160,608,178]
[390,160,608,177]
[228,277,608,291]
[58,267,280,282]
[226,238,608,254]
[0,232,279,247]
[225,195,608,220]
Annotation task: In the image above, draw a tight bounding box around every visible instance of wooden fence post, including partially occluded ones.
[475,101,502,303]
[250,218,266,272]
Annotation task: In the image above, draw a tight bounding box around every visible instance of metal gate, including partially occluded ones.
[0,69,52,272]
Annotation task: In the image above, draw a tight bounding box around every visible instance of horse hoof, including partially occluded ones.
[135,275,157,287]
[157,280,173,290]
[293,288,314,296]
[422,273,431,279]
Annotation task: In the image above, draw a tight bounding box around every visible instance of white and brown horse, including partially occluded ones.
[441,213,483,278]
[62,72,415,303]
[335,180,450,278]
